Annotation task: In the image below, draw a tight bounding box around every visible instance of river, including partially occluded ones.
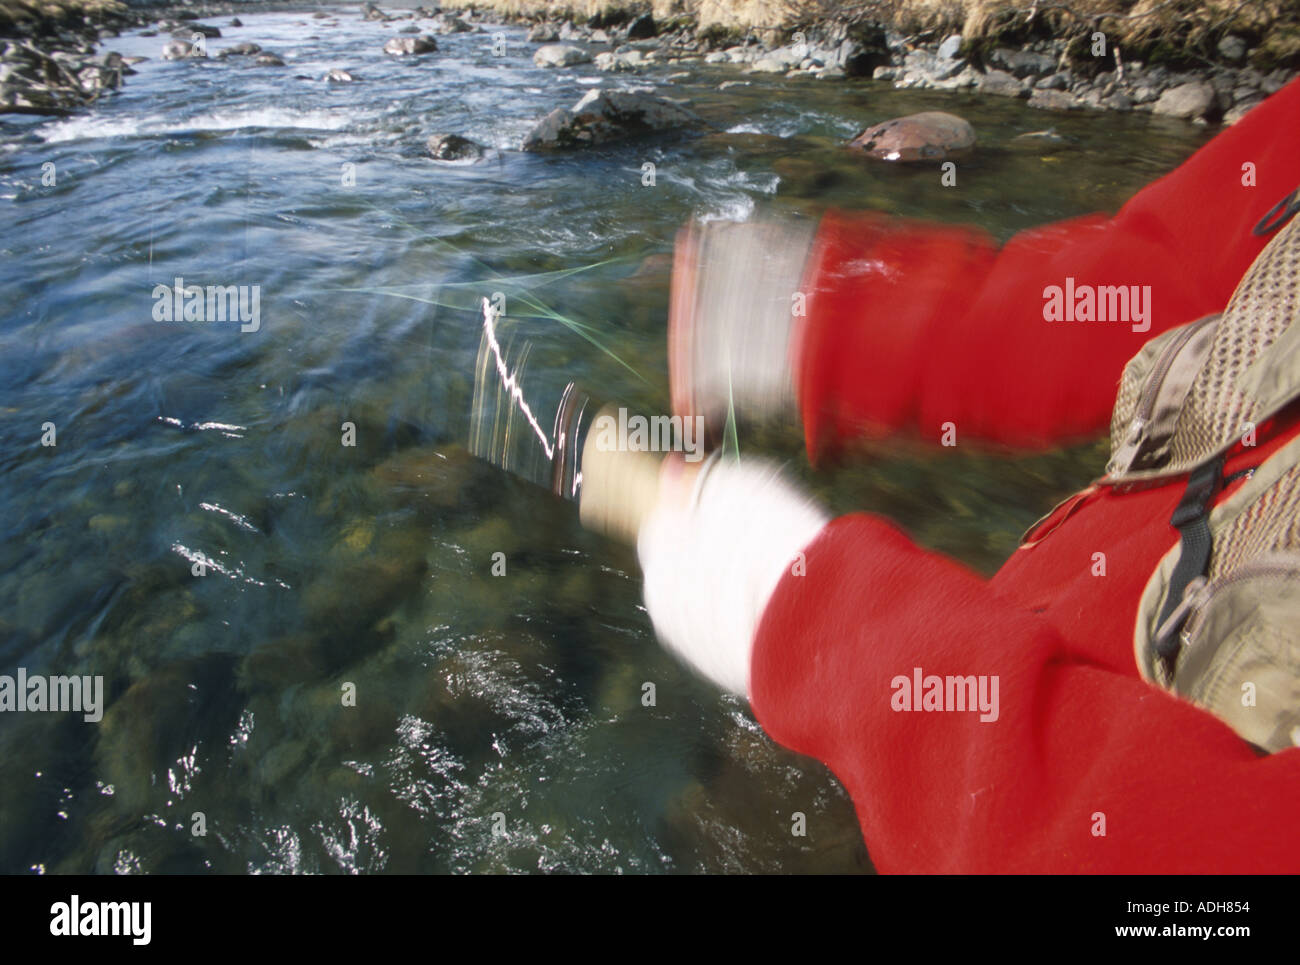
[0,3,1210,873]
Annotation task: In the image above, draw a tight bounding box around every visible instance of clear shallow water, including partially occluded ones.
[0,4,1210,873]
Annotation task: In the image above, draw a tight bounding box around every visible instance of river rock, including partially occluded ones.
[1225,97,1264,125]
[433,14,474,34]
[1009,128,1068,152]
[528,23,560,43]
[847,110,975,162]
[427,133,483,160]
[230,17,243,26]
[522,87,703,150]
[533,43,590,67]
[595,50,642,72]
[162,40,204,61]
[977,68,1027,97]
[1218,34,1248,64]
[1152,81,1217,120]
[1028,88,1082,110]
[989,47,1055,78]
[938,34,962,59]
[384,35,437,56]
[627,13,657,40]
[362,2,389,22]
[255,53,286,67]
[217,42,261,58]
[172,23,221,40]
[324,67,357,82]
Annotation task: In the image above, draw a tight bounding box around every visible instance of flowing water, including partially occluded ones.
[0,4,1210,873]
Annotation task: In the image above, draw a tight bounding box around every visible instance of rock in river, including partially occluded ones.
[384,35,437,57]
[427,133,483,160]
[533,43,591,68]
[522,87,702,150]
[216,42,261,58]
[527,23,560,43]
[847,110,975,161]
[162,40,204,61]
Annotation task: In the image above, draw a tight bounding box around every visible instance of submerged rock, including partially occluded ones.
[384,35,437,57]
[1028,88,1083,111]
[255,53,286,67]
[847,110,975,161]
[324,67,358,82]
[1009,128,1069,152]
[427,133,483,160]
[533,43,591,68]
[522,87,703,150]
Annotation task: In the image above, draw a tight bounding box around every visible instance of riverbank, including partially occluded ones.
[443,0,1298,124]
[3,1,1297,123]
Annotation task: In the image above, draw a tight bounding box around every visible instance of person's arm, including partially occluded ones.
[749,512,1300,873]
[636,459,1300,873]
[671,79,1300,459]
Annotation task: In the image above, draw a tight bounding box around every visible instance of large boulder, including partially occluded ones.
[1152,81,1217,120]
[533,43,591,67]
[847,110,975,161]
[384,35,437,56]
[522,88,703,150]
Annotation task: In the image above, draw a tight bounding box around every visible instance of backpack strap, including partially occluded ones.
[1151,455,1225,673]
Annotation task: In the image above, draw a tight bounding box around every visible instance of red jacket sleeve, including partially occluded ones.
[750,514,1300,873]
[795,78,1300,458]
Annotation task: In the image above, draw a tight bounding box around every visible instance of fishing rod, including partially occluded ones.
[467,296,666,545]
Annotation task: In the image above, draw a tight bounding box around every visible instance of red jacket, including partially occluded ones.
[751,78,1300,872]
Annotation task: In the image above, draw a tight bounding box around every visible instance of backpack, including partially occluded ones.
[1104,193,1300,753]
